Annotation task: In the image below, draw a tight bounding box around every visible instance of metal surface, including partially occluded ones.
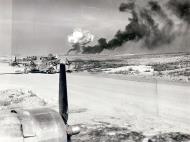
[59,64,68,124]
[19,108,67,142]
[0,108,68,142]
[0,111,23,142]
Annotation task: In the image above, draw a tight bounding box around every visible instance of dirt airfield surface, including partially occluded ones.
[0,62,190,141]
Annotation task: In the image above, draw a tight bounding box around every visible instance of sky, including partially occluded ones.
[0,0,128,55]
[0,0,12,55]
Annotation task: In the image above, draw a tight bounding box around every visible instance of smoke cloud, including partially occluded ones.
[168,0,190,24]
[82,0,190,54]
[67,29,94,54]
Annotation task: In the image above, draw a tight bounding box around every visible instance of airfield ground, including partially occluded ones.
[0,53,190,141]
[66,52,190,83]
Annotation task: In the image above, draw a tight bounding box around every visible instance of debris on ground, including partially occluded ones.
[72,123,190,142]
[0,89,47,110]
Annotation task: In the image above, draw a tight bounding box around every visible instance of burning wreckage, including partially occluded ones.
[10,54,61,74]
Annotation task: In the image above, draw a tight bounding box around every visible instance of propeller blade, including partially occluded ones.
[59,63,68,124]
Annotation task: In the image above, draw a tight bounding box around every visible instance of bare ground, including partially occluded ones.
[65,52,190,83]
[72,122,190,142]
[1,53,190,141]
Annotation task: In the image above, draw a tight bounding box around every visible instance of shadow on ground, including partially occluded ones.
[72,122,190,142]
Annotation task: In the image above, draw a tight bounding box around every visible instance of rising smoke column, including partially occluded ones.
[82,38,109,53]
[82,0,190,54]
[168,0,190,24]
[67,29,94,54]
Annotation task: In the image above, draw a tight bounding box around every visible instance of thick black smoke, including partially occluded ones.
[119,2,135,12]
[83,7,147,53]
[82,0,189,54]
[168,0,190,24]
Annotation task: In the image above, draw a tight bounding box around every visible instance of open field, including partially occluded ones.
[65,52,190,83]
[1,55,190,141]
[1,53,190,141]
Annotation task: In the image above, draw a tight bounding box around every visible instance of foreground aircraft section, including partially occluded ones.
[0,64,80,142]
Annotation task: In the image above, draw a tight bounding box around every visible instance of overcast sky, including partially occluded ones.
[0,0,128,55]
[0,0,12,55]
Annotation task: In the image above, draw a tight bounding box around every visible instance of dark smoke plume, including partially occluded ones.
[148,1,161,12]
[82,0,189,54]
[168,0,190,24]
[119,2,135,12]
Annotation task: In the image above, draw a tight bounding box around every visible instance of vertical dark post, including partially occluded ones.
[59,64,68,124]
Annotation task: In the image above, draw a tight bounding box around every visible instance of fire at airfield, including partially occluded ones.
[0,0,190,141]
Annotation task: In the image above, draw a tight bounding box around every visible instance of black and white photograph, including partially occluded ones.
[0,0,190,141]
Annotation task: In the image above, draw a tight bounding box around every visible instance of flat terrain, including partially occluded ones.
[1,61,190,141]
[66,52,190,82]
[1,62,190,129]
